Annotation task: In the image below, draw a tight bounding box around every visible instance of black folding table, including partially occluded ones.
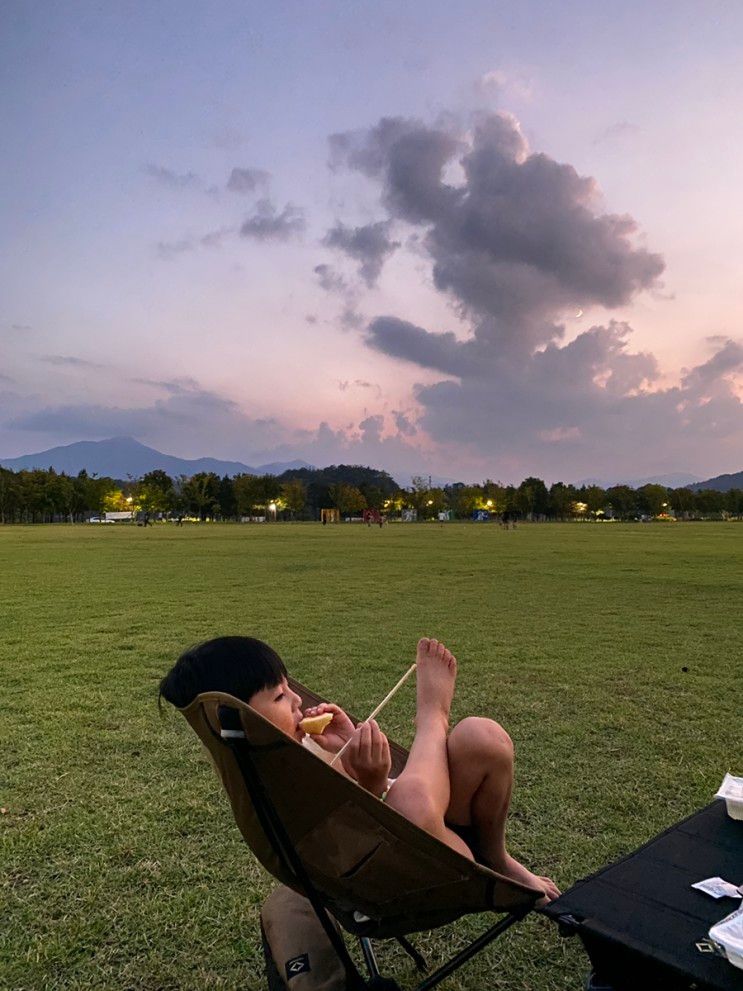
[542,800,743,990]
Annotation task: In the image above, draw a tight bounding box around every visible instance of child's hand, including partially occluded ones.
[340,720,392,799]
[302,703,354,753]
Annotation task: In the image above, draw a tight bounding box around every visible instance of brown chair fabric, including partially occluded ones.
[180,678,541,938]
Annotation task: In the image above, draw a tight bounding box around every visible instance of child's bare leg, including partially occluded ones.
[385,639,473,859]
[445,718,560,903]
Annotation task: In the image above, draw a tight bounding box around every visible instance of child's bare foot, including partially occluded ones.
[491,852,560,907]
[415,638,457,725]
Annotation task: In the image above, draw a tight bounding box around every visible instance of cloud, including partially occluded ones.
[393,410,417,436]
[9,405,162,437]
[130,376,201,395]
[475,69,508,97]
[227,166,270,193]
[474,69,535,102]
[340,307,364,330]
[410,326,743,479]
[156,238,193,259]
[326,111,743,479]
[336,379,381,398]
[313,247,374,333]
[314,263,348,295]
[246,417,435,483]
[330,117,463,225]
[681,339,743,392]
[322,220,400,286]
[39,355,104,369]
[240,199,306,241]
[366,316,478,377]
[359,414,384,443]
[199,227,234,247]
[314,265,365,330]
[145,164,206,191]
[156,226,235,259]
[7,384,241,441]
[213,128,246,151]
[333,112,664,359]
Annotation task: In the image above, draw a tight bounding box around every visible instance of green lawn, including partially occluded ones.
[1,521,741,990]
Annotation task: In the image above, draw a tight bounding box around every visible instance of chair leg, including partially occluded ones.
[359,937,403,990]
[413,912,524,991]
[395,935,428,973]
[360,937,381,978]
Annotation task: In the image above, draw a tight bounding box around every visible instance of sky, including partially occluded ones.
[1,0,742,484]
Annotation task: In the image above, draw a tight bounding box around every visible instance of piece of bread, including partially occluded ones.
[299,712,334,735]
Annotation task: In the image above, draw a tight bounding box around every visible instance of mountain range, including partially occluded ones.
[0,437,312,479]
[687,471,743,492]
[0,437,740,490]
[577,472,702,489]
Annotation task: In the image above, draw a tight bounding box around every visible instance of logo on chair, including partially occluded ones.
[285,953,310,979]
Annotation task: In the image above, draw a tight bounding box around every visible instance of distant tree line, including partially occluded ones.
[0,464,741,524]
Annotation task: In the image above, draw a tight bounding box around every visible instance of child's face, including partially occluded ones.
[249,677,304,742]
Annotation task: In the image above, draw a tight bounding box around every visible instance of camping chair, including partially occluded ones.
[180,678,543,990]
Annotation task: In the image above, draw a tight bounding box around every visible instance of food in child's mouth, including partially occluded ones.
[299,713,334,735]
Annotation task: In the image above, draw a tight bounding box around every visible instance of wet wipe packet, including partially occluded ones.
[692,877,743,900]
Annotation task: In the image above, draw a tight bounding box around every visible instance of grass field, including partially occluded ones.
[2,521,741,991]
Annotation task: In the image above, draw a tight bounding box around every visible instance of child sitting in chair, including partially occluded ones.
[160,635,559,905]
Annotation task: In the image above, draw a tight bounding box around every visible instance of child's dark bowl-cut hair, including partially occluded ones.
[159,636,287,710]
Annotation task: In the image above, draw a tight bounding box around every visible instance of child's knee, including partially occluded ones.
[453,716,514,764]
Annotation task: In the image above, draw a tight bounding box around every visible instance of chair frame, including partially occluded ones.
[220,724,531,991]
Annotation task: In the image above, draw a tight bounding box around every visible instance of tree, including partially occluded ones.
[233,474,260,517]
[254,475,281,518]
[582,485,607,515]
[328,483,366,516]
[516,477,549,518]
[605,485,636,519]
[548,482,577,519]
[359,484,385,510]
[425,487,448,517]
[406,476,431,514]
[103,489,129,513]
[637,484,669,517]
[482,480,507,514]
[136,470,174,515]
[669,486,694,517]
[445,484,481,519]
[0,468,19,523]
[281,479,307,518]
[182,472,220,520]
[217,475,237,519]
[694,488,724,516]
[724,488,743,516]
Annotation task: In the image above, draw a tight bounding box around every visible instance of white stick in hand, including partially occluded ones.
[330,662,417,767]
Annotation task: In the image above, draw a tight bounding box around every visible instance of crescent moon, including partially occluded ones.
[575,308,584,318]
